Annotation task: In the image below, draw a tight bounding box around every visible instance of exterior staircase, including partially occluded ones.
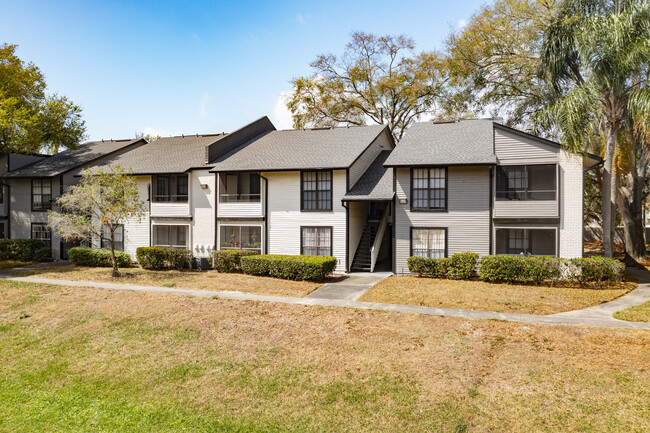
[350,221,378,272]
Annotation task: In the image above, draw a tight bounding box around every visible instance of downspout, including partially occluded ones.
[342,200,349,272]
[260,174,269,255]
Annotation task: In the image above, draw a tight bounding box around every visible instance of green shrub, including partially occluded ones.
[447,252,479,279]
[407,256,449,278]
[211,249,259,272]
[479,255,563,284]
[240,255,337,281]
[0,239,52,262]
[136,247,193,270]
[68,246,132,268]
[567,256,625,285]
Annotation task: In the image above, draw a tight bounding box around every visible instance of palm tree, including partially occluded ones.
[536,0,650,258]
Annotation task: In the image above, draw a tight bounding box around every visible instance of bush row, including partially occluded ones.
[136,247,193,270]
[211,249,258,272]
[408,253,625,285]
[0,239,51,262]
[241,254,337,281]
[407,252,479,280]
[68,246,132,268]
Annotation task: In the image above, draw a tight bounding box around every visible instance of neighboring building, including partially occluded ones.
[0,139,146,259]
[384,119,601,274]
[1,117,600,274]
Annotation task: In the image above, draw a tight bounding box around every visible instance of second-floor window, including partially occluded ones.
[152,174,188,202]
[496,164,556,201]
[32,178,52,211]
[219,172,261,203]
[411,168,447,210]
[301,171,332,211]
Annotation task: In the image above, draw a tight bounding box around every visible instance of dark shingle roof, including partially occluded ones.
[343,151,394,201]
[384,120,498,166]
[102,134,227,174]
[211,125,388,172]
[1,139,145,178]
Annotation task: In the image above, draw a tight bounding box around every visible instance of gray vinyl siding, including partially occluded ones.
[394,166,491,275]
[494,128,559,164]
[348,131,393,188]
[265,169,347,273]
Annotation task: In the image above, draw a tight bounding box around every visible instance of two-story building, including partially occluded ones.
[0,138,146,259]
[384,119,601,274]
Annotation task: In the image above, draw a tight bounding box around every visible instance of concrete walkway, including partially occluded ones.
[305,272,392,300]
[2,264,650,330]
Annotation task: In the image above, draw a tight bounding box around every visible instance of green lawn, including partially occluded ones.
[1,279,649,432]
[614,301,650,322]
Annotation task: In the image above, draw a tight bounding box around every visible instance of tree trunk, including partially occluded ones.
[601,127,617,258]
[621,169,647,262]
[109,229,120,277]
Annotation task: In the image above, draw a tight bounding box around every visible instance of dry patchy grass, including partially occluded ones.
[0,260,36,271]
[615,301,650,322]
[19,265,322,297]
[0,279,649,432]
[359,276,636,315]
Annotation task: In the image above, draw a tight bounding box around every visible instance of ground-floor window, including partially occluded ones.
[0,221,5,239]
[220,225,262,253]
[301,227,332,256]
[411,228,446,258]
[31,223,51,250]
[153,225,189,249]
[495,228,556,256]
[101,225,124,251]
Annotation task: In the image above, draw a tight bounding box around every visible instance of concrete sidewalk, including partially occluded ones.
[4,268,650,330]
[305,272,391,301]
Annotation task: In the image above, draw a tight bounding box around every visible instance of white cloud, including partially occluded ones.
[458,19,467,29]
[191,32,200,40]
[199,94,211,120]
[297,13,310,24]
[270,90,294,130]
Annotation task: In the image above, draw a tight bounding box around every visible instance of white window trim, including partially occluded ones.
[217,223,264,253]
[151,222,192,250]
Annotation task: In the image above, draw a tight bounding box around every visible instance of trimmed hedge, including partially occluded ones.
[567,257,625,285]
[0,239,51,262]
[479,255,563,285]
[212,249,258,272]
[136,247,193,270]
[68,246,132,268]
[407,252,478,279]
[408,253,624,285]
[240,255,337,281]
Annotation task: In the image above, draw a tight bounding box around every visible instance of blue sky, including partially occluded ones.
[1,0,484,141]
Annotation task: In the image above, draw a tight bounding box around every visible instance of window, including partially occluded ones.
[153,225,189,249]
[411,168,447,210]
[411,228,446,258]
[301,171,332,211]
[0,222,5,239]
[31,223,51,250]
[496,165,556,200]
[0,183,4,204]
[152,175,188,202]
[301,227,332,256]
[219,172,261,203]
[220,225,262,253]
[32,178,52,211]
[101,225,124,251]
[495,228,556,256]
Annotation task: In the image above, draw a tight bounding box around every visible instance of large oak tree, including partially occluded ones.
[0,43,85,154]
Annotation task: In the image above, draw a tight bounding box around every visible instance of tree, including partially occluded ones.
[0,43,85,154]
[48,165,145,276]
[287,32,452,142]
[445,0,562,128]
[135,131,161,142]
[535,0,650,258]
